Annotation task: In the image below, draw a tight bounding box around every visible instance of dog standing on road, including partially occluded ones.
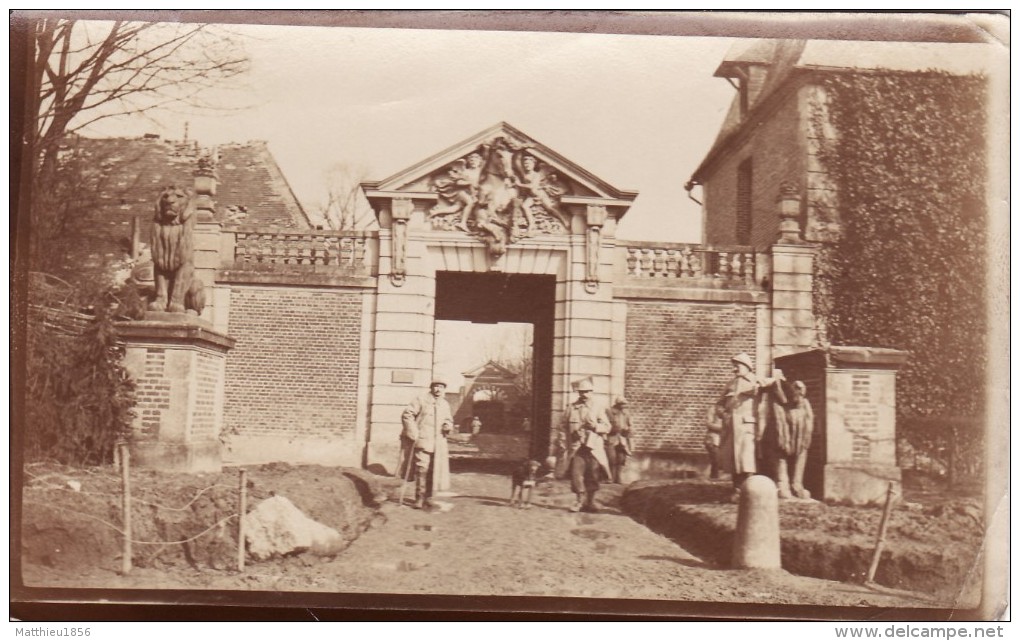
[509,459,543,508]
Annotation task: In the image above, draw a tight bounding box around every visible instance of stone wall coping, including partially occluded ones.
[775,346,910,369]
[828,346,910,368]
[116,316,236,351]
[769,242,819,254]
[216,269,377,289]
[619,239,756,253]
[223,226,378,238]
[612,282,768,304]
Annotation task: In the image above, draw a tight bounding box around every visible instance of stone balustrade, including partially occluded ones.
[226,227,371,271]
[621,242,757,285]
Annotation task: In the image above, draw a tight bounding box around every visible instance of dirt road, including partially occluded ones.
[25,470,942,611]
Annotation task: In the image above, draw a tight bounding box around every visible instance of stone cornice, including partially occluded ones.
[115,316,236,352]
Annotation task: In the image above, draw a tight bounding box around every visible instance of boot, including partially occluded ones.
[582,491,599,513]
[413,474,427,509]
[570,493,584,512]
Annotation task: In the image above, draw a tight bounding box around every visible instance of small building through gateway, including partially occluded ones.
[433,271,555,470]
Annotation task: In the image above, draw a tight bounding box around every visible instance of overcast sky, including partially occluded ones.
[84,23,738,242]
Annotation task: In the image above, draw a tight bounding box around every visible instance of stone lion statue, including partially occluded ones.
[148,185,205,314]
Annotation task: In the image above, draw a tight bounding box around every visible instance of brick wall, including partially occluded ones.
[224,288,362,440]
[134,349,171,438]
[702,87,805,247]
[624,300,758,454]
[191,351,220,441]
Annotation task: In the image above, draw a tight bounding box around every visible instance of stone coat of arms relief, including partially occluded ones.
[426,135,571,258]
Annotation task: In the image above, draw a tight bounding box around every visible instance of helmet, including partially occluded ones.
[572,377,594,392]
[614,396,628,406]
[730,353,754,371]
[430,376,447,388]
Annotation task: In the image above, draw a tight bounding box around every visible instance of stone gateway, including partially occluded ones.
[117,122,905,504]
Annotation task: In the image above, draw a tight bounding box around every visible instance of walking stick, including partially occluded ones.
[398,439,415,507]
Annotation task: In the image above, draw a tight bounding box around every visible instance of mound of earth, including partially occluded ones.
[20,461,395,576]
[621,477,983,607]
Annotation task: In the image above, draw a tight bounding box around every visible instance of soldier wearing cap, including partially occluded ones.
[606,396,634,484]
[399,376,454,509]
[715,352,779,493]
[552,377,611,512]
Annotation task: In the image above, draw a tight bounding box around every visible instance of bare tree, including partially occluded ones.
[27,18,248,175]
[318,162,375,231]
[19,16,249,268]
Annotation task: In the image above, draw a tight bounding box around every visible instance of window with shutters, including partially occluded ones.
[736,159,752,244]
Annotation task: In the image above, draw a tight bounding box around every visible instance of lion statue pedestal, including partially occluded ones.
[116,316,236,473]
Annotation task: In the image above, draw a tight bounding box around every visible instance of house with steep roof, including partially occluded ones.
[455,360,530,433]
[686,39,993,247]
[41,134,310,282]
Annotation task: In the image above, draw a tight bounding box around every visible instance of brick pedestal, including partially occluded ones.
[775,346,908,505]
[117,313,235,472]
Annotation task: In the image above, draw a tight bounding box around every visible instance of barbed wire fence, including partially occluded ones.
[23,443,250,574]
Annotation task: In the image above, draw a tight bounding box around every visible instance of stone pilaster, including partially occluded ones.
[769,182,818,357]
[117,315,235,473]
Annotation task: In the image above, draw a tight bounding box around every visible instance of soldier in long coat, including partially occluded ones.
[716,353,776,491]
[605,396,634,484]
[399,377,454,509]
[552,377,611,512]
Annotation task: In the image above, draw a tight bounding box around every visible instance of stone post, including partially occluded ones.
[774,347,908,504]
[769,182,817,357]
[117,317,235,472]
[732,475,782,569]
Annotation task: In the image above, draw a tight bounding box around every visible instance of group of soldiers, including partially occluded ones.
[397,351,814,511]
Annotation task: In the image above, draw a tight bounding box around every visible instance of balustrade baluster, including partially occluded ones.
[639,249,653,277]
[272,233,282,264]
[665,250,678,278]
[234,233,247,265]
[743,252,756,283]
[309,235,323,265]
[652,250,666,277]
[340,238,354,266]
[254,234,266,263]
[689,250,703,277]
[626,249,638,276]
[323,238,338,265]
[717,251,730,278]
[299,234,313,265]
[354,238,366,267]
[679,247,691,278]
[730,252,742,282]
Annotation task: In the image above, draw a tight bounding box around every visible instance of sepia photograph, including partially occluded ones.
[9,10,1010,622]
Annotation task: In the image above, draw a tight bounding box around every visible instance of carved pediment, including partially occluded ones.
[363,123,637,261]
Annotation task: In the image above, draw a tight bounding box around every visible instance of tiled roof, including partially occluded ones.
[40,135,310,278]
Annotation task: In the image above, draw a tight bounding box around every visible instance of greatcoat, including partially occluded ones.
[398,393,453,493]
[717,372,768,476]
[553,396,611,479]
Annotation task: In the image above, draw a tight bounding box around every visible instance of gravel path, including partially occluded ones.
[23,471,942,610]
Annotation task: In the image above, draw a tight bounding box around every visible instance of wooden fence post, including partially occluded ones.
[237,468,247,572]
[866,482,897,584]
[120,442,132,575]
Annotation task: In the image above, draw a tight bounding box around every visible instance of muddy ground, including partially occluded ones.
[18,460,980,615]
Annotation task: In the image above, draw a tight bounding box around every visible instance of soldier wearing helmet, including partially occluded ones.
[606,396,634,484]
[716,353,780,496]
[551,377,611,512]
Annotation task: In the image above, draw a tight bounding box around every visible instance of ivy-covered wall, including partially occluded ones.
[812,71,987,472]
